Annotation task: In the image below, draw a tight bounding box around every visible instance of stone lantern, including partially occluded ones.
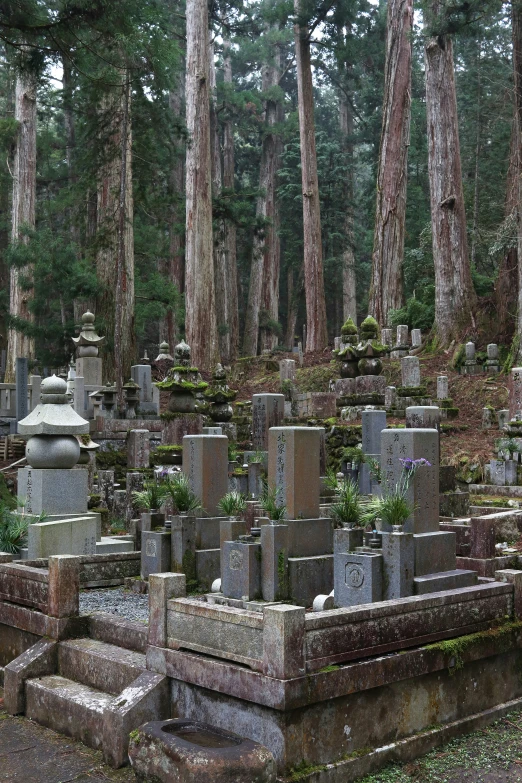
[123,378,140,419]
[157,340,208,413]
[72,311,104,386]
[17,375,91,515]
[204,364,237,422]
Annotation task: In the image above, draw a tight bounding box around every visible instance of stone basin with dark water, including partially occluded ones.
[129,719,276,783]
[162,721,241,749]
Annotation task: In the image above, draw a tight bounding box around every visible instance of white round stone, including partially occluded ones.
[26,435,80,469]
[41,375,67,395]
[211,578,222,593]
[312,594,335,612]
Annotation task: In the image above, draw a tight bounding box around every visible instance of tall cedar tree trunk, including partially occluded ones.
[425,4,475,345]
[223,40,239,362]
[294,4,328,352]
[185,0,219,370]
[494,117,518,342]
[285,266,304,349]
[160,74,185,349]
[244,34,283,356]
[6,63,37,381]
[513,0,522,359]
[369,0,412,326]
[95,76,135,393]
[0,60,14,368]
[210,38,228,365]
[339,79,357,325]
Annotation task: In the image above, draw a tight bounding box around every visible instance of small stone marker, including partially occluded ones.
[406,406,440,432]
[131,363,157,414]
[73,311,104,386]
[128,429,150,469]
[268,426,321,519]
[381,531,414,599]
[485,344,500,373]
[252,393,284,451]
[401,356,421,388]
[141,530,171,579]
[182,434,228,516]
[411,329,422,348]
[221,539,262,601]
[334,552,383,607]
[498,410,509,430]
[381,328,393,347]
[385,386,397,409]
[482,408,495,430]
[509,368,522,420]
[381,428,439,534]
[396,325,409,347]
[437,376,448,400]
[279,359,296,384]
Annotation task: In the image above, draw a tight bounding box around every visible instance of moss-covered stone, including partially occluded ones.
[340,317,358,336]
[396,385,428,397]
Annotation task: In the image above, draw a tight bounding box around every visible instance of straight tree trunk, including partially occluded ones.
[369,0,412,327]
[95,75,135,390]
[513,0,522,359]
[222,39,239,363]
[160,73,185,349]
[285,266,304,349]
[339,84,357,325]
[495,116,518,342]
[185,0,219,370]
[209,38,228,365]
[425,2,475,345]
[294,3,328,352]
[6,63,37,381]
[243,33,283,356]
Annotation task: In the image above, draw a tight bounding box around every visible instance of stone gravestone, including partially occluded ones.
[411,329,422,348]
[360,410,386,494]
[462,342,479,375]
[485,344,500,374]
[385,386,397,410]
[73,376,85,417]
[405,406,440,433]
[279,359,296,384]
[498,410,509,430]
[128,429,150,469]
[131,364,158,415]
[15,357,29,430]
[396,325,409,347]
[268,426,321,519]
[334,552,383,607]
[401,356,421,388]
[183,434,228,516]
[509,368,522,420]
[437,376,448,400]
[381,328,393,347]
[73,311,104,386]
[252,394,284,451]
[380,428,439,534]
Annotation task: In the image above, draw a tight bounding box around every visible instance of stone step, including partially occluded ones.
[414,569,478,595]
[58,638,146,695]
[89,611,148,653]
[25,674,112,751]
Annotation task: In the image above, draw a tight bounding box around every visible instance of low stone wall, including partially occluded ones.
[21,551,141,588]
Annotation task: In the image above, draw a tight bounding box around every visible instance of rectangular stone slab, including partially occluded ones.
[18,468,88,516]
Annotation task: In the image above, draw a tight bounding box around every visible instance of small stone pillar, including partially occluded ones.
[485,344,500,374]
[279,359,296,384]
[260,524,289,602]
[401,356,421,387]
[262,605,305,679]
[268,427,321,519]
[406,406,440,433]
[482,407,496,431]
[128,429,150,469]
[437,376,449,400]
[334,552,383,607]
[182,434,228,516]
[221,538,262,601]
[462,342,479,375]
[381,328,393,347]
[131,363,157,415]
[252,394,285,451]
[385,386,397,410]
[498,409,509,430]
[381,531,414,599]
[171,515,196,584]
[509,367,522,420]
[141,531,171,579]
[411,329,422,348]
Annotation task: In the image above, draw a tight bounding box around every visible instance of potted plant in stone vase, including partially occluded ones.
[362,457,430,532]
[132,480,169,539]
[330,479,364,529]
[259,485,287,524]
[164,473,201,516]
[218,491,247,521]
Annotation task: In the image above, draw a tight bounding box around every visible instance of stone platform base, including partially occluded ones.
[470,484,522,498]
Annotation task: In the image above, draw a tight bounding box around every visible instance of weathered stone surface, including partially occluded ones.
[381,429,439,534]
[4,639,57,714]
[334,552,382,607]
[260,524,289,602]
[141,531,171,579]
[48,555,80,618]
[161,414,203,445]
[361,410,386,455]
[406,406,441,432]
[414,532,456,576]
[333,527,364,553]
[129,719,276,783]
[288,555,333,607]
[437,376,448,400]
[183,435,228,516]
[470,517,496,559]
[171,516,196,583]
[262,605,305,679]
[222,540,262,601]
[58,637,145,695]
[268,427,321,520]
[509,367,522,419]
[127,429,150,469]
[279,359,296,383]
[414,569,477,594]
[401,356,421,388]
[252,394,285,451]
[382,532,414,599]
[19,467,88,516]
[89,611,147,653]
[28,515,97,559]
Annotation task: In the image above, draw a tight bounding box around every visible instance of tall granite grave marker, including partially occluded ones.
[268,426,321,519]
[183,434,228,516]
[252,394,284,450]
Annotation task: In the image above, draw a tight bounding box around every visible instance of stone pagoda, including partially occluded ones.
[333,316,387,416]
[204,364,237,423]
[157,340,207,414]
[72,311,104,386]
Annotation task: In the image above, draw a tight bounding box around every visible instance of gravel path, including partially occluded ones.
[79,587,149,624]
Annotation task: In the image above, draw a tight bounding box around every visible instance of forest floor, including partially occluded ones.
[231,347,508,476]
